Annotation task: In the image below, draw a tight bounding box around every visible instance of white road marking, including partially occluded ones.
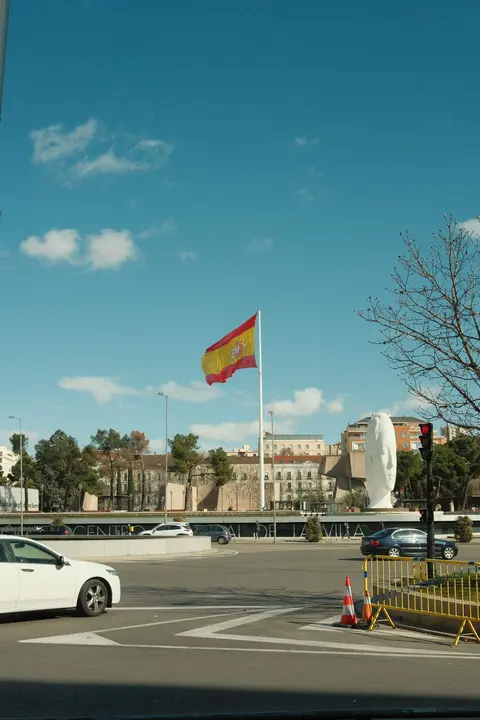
[114,605,279,611]
[20,612,238,646]
[178,607,297,637]
[20,632,120,646]
[95,641,480,660]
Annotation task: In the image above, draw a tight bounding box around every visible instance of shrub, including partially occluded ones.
[173,516,185,523]
[454,516,473,543]
[52,516,64,526]
[305,516,322,543]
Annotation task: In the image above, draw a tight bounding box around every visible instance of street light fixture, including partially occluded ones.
[268,410,277,543]
[157,392,168,524]
[8,415,23,535]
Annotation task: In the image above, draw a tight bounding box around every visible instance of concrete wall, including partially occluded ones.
[44,536,211,560]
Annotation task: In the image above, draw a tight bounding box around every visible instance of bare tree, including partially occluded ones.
[125,431,150,510]
[358,216,480,431]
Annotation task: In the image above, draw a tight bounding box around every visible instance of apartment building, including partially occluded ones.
[226,444,258,457]
[263,433,325,456]
[0,445,19,477]
[440,425,470,442]
[341,416,446,454]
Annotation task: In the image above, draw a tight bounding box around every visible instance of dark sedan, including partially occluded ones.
[361,527,458,560]
[194,524,231,545]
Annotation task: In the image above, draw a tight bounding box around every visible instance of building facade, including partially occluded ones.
[341,416,446,454]
[263,433,325,457]
[0,445,19,477]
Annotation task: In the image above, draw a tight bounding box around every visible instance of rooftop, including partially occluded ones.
[353,415,424,425]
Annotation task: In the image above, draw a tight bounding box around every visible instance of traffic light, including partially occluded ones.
[419,508,427,523]
[418,422,433,460]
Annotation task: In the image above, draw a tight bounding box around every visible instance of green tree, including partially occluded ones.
[169,433,204,511]
[358,217,480,432]
[395,450,425,499]
[343,487,367,510]
[208,447,232,487]
[125,431,150,510]
[90,429,129,510]
[35,430,100,511]
[8,434,36,511]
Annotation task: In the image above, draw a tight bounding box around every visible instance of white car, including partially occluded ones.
[139,522,193,537]
[0,535,121,617]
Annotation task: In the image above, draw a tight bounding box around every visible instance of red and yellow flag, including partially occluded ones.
[201,313,257,385]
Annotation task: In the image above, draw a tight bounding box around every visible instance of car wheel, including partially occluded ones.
[388,546,401,557]
[217,536,227,545]
[442,545,456,560]
[77,579,108,617]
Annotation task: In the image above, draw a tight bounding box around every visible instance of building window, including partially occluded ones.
[317,444,322,449]
[297,471,302,479]
[276,471,282,479]
[123,483,128,493]
[287,482,292,490]
[306,444,310,449]
[242,473,247,481]
[146,496,151,505]
[297,444,301,449]
[287,494,292,502]
[307,471,312,479]
[137,472,141,482]
[297,482,302,490]
[156,472,161,481]
[232,472,237,480]
[402,442,408,448]
[401,432,407,438]
[286,471,292,479]
[264,473,269,480]
[307,482,312,488]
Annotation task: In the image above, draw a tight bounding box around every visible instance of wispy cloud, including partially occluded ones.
[294,135,319,148]
[266,387,344,417]
[246,237,273,253]
[20,228,137,270]
[29,118,174,182]
[295,187,314,201]
[30,119,99,163]
[58,376,221,405]
[138,219,177,240]
[178,250,196,261]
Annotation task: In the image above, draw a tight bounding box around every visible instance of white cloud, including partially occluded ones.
[267,388,323,417]
[59,376,220,405]
[459,217,480,236]
[138,219,177,240]
[191,419,295,443]
[294,135,319,148]
[378,394,431,418]
[73,149,148,178]
[295,187,314,201]
[20,229,80,264]
[20,228,137,271]
[247,237,273,253]
[325,396,344,413]
[30,119,99,163]
[159,381,221,403]
[86,229,137,270]
[267,388,344,417]
[178,250,196,261]
[58,377,141,404]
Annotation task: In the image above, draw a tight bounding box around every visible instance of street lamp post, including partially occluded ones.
[268,410,277,543]
[8,415,23,535]
[157,392,168,524]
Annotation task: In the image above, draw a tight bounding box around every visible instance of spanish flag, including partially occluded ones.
[201,313,257,385]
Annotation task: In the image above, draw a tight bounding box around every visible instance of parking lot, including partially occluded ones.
[2,543,480,717]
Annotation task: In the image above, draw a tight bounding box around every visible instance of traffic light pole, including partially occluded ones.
[426,456,435,575]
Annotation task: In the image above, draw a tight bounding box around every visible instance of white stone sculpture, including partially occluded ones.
[365,413,397,509]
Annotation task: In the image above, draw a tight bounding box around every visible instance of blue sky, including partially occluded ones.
[0,0,478,452]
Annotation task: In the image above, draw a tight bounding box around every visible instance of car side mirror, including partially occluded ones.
[57,555,67,566]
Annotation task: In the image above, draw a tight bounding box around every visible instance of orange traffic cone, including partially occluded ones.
[362,591,373,623]
[336,576,358,627]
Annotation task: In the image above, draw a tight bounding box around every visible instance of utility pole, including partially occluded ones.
[419,422,435,575]
[0,0,9,121]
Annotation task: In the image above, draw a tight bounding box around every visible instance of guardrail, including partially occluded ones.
[363,554,480,646]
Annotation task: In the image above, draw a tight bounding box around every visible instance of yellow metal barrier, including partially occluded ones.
[363,555,480,646]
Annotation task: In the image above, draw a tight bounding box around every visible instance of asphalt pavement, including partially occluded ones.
[1,542,480,718]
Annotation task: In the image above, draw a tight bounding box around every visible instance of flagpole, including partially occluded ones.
[258,309,265,510]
